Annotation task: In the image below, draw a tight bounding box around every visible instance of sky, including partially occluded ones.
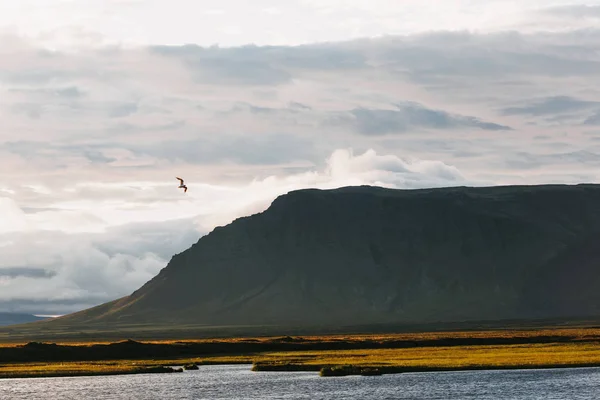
[1,0,600,315]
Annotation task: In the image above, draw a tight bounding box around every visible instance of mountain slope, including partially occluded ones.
[22,184,600,335]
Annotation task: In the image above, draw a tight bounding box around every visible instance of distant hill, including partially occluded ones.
[0,313,49,327]
[6,184,600,339]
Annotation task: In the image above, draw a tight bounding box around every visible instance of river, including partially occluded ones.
[1,365,599,399]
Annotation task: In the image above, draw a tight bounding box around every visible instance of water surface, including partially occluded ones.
[1,365,599,399]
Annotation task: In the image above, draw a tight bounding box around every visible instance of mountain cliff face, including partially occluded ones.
[44,184,600,332]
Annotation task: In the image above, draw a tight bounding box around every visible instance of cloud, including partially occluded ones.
[2,131,316,168]
[108,102,139,118]
[136,133,317,165]
[149,45,296,86]
[0,267,57,279]
[5,0,600,50]
[0,198,31,234]
[539,5,600,18]
[500,96,600,116]
[322,148,472,188]
[333,102,511,135]
[0,219,200,314]
[9,86,86,99]
[584,111,600,126]
[221,100,511,135]
[503,150,600,170]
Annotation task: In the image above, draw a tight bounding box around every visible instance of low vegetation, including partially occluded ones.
[250,342,600,375]
[0,362,183,379]
[4,327,600,378]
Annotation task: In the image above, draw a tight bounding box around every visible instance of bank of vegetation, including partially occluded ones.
[3,328,600,378]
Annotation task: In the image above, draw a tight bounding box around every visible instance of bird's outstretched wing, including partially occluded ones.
[176,177,184,185]
[184,186,188,193]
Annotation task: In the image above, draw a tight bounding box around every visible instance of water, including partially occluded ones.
[1,365,599,399]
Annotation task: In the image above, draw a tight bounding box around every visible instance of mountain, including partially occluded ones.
[0,313,49,327]
[9,184,600,338]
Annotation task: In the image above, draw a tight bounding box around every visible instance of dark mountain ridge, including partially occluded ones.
[10,184,600,337]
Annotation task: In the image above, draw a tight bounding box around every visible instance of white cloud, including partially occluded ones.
[2,0,600,49]
[0,198,31,234]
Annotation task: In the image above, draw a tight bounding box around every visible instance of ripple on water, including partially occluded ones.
[1,365,600,400]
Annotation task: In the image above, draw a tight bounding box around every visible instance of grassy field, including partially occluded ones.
[0,361,185,379]
[3,342,600,378]
[3,327,600,378]
[251,342,600,374]
[3,325,600,346]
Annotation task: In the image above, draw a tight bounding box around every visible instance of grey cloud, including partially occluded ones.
[3,128,316,167]
[224,101,511,134]
[92,218,201,261]
[353,31,600,90]
[584,111,600,126]
[83,149,117,164]
[222,102,315,125]
[149,45,292,86]
[0,47,129,86]
[10,103,44,119]
[231,101,312,114]
[3,69,75,85]
[6,98,141,123]
[108,102,139,118]
[0,267,57,279]
[148,42,366,86]
[138,132,316,165]
[500,96,600,116]
[9,86,86,98]
[266,43,367,70]
[505,150,600,170]
[541,5,600,18]
[229,102,285,115]
[3,141,115,165]
[4,141,44,155]
[107,120,186,135]
[151,43,366,70]
[289,102,312,110]
[328,102,511,135]
[55,86,85,98]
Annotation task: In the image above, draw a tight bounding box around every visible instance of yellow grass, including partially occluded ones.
[251,342,600,369]
[4,342,600,379]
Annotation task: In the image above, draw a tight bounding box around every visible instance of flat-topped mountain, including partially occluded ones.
[9,184,600,338]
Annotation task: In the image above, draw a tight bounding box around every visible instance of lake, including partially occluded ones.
[1,365,599,399]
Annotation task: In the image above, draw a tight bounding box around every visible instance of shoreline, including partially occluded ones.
[252,361,600,377]
[4,359,600,380]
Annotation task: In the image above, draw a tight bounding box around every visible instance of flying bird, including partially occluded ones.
[176,177,188,193]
